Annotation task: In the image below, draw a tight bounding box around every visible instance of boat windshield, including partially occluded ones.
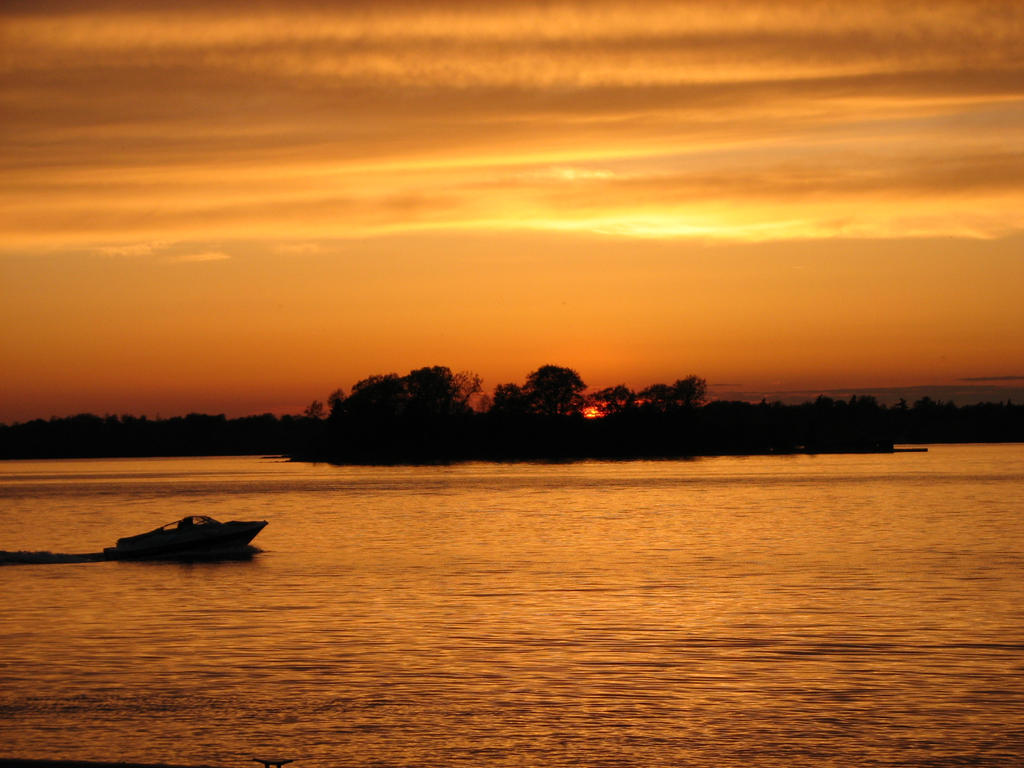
[163,515,219,531]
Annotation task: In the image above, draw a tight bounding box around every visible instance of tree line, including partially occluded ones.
[2,364,1022,461]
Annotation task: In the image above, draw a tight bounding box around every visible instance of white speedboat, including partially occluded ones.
[104,515,267,560]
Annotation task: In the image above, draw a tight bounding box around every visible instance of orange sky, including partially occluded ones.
[2,0,1023,422]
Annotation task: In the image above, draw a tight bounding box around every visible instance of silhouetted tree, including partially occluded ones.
[490,383,530,416]
[345,374,406,421]
[524,365,586,417]
[405,366,464,419]
[638,383,675,413]
[587,385,636,417]
[453,370,484,411]
[674,375,708,408]
[639,375,707,412]
[402,366,482,422]
[327,388,346,419]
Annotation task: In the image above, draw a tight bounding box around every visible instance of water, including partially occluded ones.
[1,446,1022,767]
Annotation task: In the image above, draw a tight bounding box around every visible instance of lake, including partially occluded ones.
[1,445,1022,767]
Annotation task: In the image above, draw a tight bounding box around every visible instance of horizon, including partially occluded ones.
[3,371,1023,425]
[3,2,1023,426]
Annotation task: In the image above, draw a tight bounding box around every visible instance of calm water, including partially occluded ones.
[1,446,1022,768]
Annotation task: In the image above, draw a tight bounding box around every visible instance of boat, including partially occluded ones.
[103,515,268,560]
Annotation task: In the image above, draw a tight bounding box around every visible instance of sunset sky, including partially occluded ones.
[2,0,1023,422]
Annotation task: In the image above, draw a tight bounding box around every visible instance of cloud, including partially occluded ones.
[94,240,174,257]
[2,0,1023,248]
[165,251,231,263]
[960,375,1024,382]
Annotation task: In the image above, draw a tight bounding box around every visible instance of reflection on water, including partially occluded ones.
[0,550,107,564]
[1,447,1023,767]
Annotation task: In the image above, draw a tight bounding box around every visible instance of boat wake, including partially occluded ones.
[0,550,107,565]
[0,545,263,565]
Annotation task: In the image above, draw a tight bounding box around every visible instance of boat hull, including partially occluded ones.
[104,520,267,560]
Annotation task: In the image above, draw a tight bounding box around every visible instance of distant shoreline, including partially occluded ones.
[2,395,1021,462]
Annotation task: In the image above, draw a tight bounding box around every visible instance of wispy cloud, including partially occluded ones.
[960,375,1024,382]
[2,0,1023,249]
[94,240,174,258]
[165,251,231,263]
